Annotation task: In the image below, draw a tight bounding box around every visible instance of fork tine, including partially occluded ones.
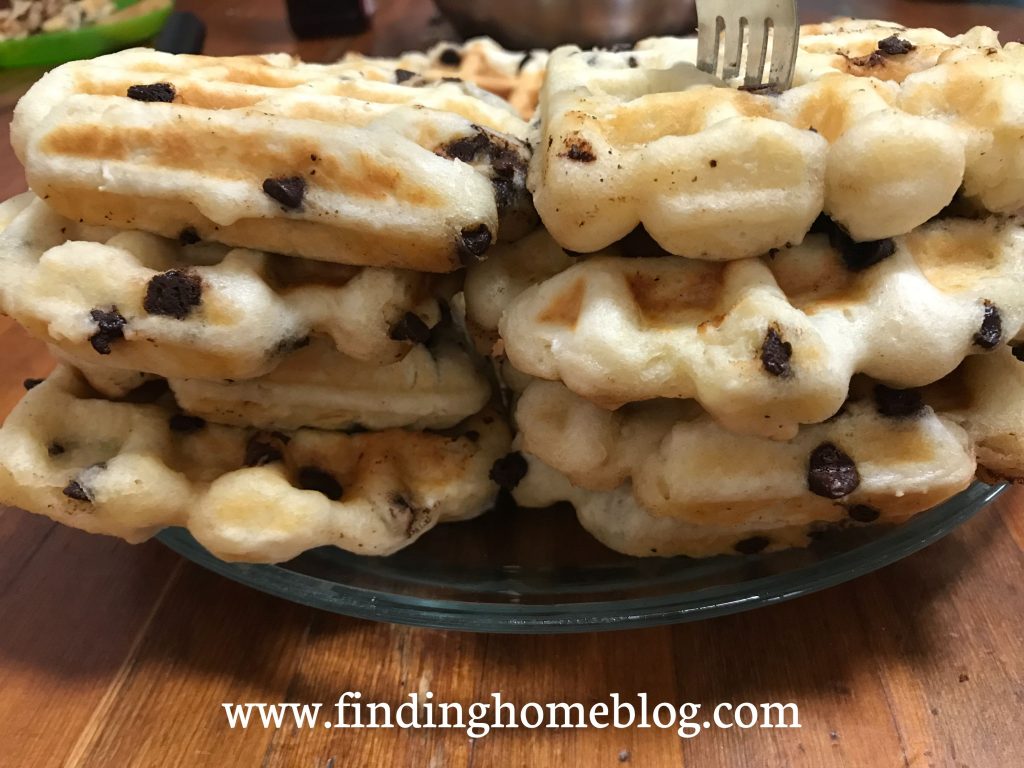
[766,0,799,88]
[719,17,746,80]
[767,23,798,87]
[696,0,798,88]
[696,13,722,76]
[743,17,770,85]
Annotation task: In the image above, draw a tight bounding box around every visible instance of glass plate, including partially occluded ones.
[158,482,1004,633]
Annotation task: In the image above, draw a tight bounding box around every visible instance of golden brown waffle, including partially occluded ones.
[513,454,868,559]
[530,21,1023,259]
[64,335,492,432]
[0,194,457,379]
[513,379,976,529]
[0,367,510,561]
[12,48,537,272]
[923,345,1024,484]
[468,216,1024,438]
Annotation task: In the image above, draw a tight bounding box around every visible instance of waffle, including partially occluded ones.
[513,452,844,558]
[923,345,1024,484]
[345,38,549,120]
[12,47,537,273]
[62,334,491,432]
[166,338,490,432]
[530,21,1023,257]
[0,194,458,380]
[0,367,510,561]
[491,216,1024,438]
[514,379,976,528]
[462,227,573,354]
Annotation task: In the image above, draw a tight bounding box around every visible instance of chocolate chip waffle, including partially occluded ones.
[479,215,1024,438]
[0,367,510,561]
[530,21,1022,258]
[513,453,842,558]
[0,194,456,379]
[12,47,538,272]
[513,379,976,529]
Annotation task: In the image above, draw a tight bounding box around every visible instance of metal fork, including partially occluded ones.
[695,0,800,90]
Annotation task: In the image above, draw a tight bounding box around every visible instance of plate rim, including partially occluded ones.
[157,482,1005,634]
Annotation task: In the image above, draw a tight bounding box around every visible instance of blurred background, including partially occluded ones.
[1,0,1022,71]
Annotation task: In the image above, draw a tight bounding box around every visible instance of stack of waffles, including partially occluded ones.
[0,45,534,561]
[464,19,1024,557]
[2,20,1024,562]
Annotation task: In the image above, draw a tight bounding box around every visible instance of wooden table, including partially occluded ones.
[2,1,1023,765]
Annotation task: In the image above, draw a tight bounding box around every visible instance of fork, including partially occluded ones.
[695,0,800,90]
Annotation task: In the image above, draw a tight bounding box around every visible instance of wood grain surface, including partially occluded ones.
[1,1,1022,766]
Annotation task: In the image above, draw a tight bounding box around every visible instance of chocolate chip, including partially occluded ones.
[456,224,493,264]
[244,435,283,467]
[48,442,65,457]
[489,451,528,490]
[88,307,126,355]
[297,466,343,500]
[560,138,597,163]
[848,51,885,68]
[388,312,431,344]
[126,82,175,102]
[62,480,92,502]
[144,270,202,320]
[877,35,915,55]
[813,214,896,271]
[709,159,718,168]
[1012,345,1024,363]
[874,384,925,419]
[760,326,793,377]
[734,536,770,555]
[848,504,881,523]
[23,378,44,390]
[262,176,306,209]
[627,56,638,68]
[807,442,860,499]
[178,226,200,245]
[974,301,1002,349]
[438,47,462,66]
[169,413,206,433]
[438,129,491,163]
[394,68,416,83]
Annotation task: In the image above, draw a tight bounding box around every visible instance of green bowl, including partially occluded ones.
[0,0,173,69]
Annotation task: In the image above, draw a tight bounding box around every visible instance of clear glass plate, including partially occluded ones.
[157,482,1004,633]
